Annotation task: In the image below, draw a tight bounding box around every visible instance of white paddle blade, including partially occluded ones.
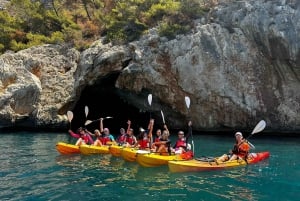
[84,120,93,126]
[84,106,89,118]
[251,120,266,134]
[185,96,191,109]
[148,94,152,106]
[161,110,165,124]
[105,116,113,119]
[67,111,73,122]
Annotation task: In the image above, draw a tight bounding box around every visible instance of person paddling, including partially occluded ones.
[218,132,251,162]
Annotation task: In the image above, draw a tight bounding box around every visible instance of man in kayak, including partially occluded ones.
[172,121,192,154]
[218,132,251,162]
[100,118,116,145]
[68,127,94,146]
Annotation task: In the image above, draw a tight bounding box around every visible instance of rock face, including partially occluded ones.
[0,0,299,132]
[0,45,79,129]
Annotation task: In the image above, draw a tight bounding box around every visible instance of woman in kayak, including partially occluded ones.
[92,129,103,146]
[151,128,162,149]
[124,120,138,147]
[68,127,94,146]
[136,119,154,150]
[117,127,127,145]
[218,132,251,162]
[154,130,171,154]
[152,124,170,152]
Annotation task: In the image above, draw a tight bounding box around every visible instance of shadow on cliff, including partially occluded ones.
[70,74,150,135]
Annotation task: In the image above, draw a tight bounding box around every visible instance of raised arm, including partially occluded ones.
[126,120,131,134]
[163,124,170,136]
[148,119,154,144]
[100,118,104,133]
[68,130,80,138]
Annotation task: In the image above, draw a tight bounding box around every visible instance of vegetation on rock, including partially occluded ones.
[0,0,210,54]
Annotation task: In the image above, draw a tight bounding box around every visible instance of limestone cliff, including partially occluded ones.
[0,0,299,133]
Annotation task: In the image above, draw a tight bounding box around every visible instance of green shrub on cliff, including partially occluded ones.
[0,0,209,54]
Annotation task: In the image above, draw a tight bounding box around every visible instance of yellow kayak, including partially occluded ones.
[136,153,186,167]
[56,142,80,154]
[79,144,110,154]
[168,152,270,172]
[121,147,150,162]
[109,145,124,157]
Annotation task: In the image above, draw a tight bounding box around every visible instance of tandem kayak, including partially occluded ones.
[136,152,188,167]
[168,152,270,172]
[121,147,150,162]
[79,144,110,154]
[56,142,80,154]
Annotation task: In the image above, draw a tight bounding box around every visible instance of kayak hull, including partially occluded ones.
[121,148,150,162]
[79,145,110,154]
[137,153,185,167]
[168,152,270,172]
[56,142,80,154]
[121,148,139,162]
[109,145,123,157]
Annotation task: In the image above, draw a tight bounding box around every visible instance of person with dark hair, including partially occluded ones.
[124,120,137,147]
[117,127,127,145]
[68,127,94,146]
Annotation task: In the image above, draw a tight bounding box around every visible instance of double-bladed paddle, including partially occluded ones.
[185,96,194,154]
[161,110,165,125]
[246,120,267,149]
[84,117,113,126]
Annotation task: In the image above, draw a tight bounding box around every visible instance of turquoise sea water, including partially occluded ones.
[0,132,299,201]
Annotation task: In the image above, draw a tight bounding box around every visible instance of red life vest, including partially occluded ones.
[154,137,161,143]
[175,138,187,149]
[126,136,136,145]
[100,136,111,145]
[118,134,127,143]
[81,135,90,144]
[139,138,149,149]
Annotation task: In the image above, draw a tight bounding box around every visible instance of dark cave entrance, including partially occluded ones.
[70,73,150,135]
